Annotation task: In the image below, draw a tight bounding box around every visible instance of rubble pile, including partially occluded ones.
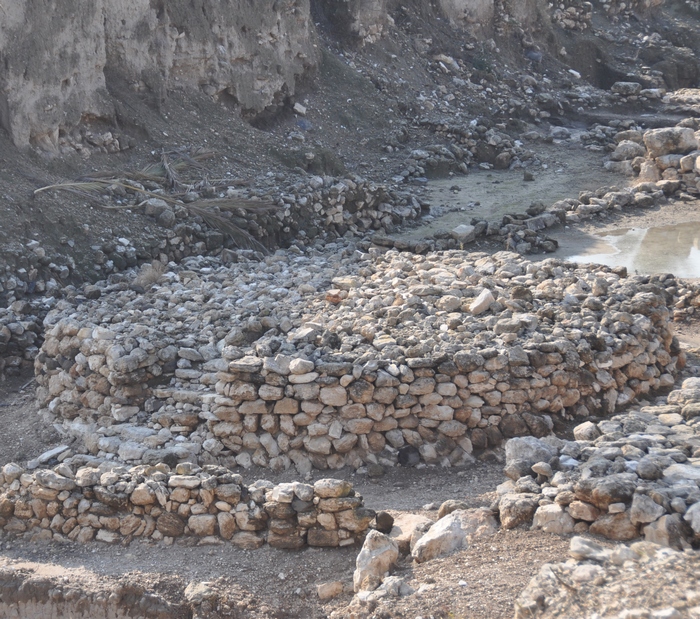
[32,245,681,472]
[497,378,700,548]
[0,463,373,549]
[606,121,700,188]
[515,536,700,618]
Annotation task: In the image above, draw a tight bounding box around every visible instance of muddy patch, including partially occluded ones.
[394,145,629,242]
[554,220,700,278]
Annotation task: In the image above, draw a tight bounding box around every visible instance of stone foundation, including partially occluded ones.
[33,249,681,472]
[0,462,372,549]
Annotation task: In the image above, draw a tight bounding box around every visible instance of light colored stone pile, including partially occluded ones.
[0,460,373,549]
[33,244,681,473]
[606,121,700,189]
[563,179,675,225]
[411,123,522,173]
[551,0,593,31]
[515,536,700,619]
[497,377,700,548]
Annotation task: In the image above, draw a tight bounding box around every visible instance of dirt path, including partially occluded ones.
[0,372,61,465]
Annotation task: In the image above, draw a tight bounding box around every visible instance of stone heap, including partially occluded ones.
[564,179,676,225]
[606,121,700,187]
[409,123,522,173]
[0,461,373,549]
[33,244,681,472]
[551,0,593,31]
[515,536,700,619]
[497,377,700,548]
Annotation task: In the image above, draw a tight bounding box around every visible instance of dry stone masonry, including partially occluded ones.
[606,119,700,190]
[32,243,681,473]
[0,463,373,549]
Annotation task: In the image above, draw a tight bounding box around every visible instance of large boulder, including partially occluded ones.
[643,514,693,550]
[574,474,636,509]
[629,494,665,525]
[411,508,498,563]
[531,504,575,535]
[354,530,399,592]
[589,513,639,541]
[505,437,556,470]
[389,513,434,555]
[610,140,646,161]
[684,502,700,538]
[499,493,539,529]
[643,127,698,158]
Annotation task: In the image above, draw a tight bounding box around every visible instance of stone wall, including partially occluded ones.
[607,122,700,189]
[0,461,372,549]
[33,249,681,473]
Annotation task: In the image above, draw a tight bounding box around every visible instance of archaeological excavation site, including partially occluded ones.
[3,0,700,617]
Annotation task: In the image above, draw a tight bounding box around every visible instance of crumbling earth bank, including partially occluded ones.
[0,0,319,149]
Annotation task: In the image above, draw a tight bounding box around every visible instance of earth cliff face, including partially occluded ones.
[0,0,560,150]
[0,0,320,149]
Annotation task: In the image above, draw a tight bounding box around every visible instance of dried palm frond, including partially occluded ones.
[196,197,280,213]
[80,148,215,188]
[34,179,163,205]
[33,180,115,202]
[34,179,278,255]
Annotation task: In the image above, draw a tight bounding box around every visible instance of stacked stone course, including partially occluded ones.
[0,462,373,549]
[32,249,681,472]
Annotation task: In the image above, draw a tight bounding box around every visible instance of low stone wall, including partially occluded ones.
[0,461,373,549]
[607,122,700,188]
[33,248,681,472]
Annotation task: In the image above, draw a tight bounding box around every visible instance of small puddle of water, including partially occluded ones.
[555,221,700,279]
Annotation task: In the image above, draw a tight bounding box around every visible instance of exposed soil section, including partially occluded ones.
[0,372,60,466]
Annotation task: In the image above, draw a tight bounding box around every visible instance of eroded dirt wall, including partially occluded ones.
[0,0,319,149]
[0,2,111,149]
